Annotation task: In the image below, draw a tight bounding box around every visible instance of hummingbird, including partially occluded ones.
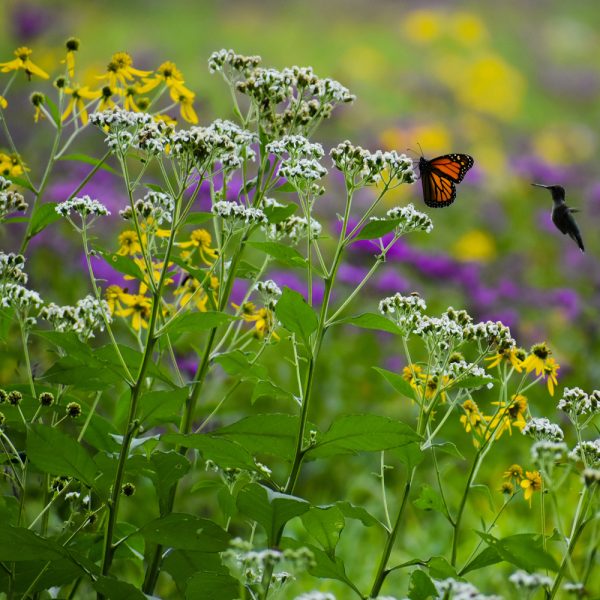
[531,183,585,253]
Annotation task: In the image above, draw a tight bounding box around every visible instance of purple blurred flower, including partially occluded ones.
[478,309,519,329]
[267,270,324,305]
[338,263,369,286]
[536,209,556,234]
[10,2,51,41]
[552,288,580,320]
[511,155,573,185]
[374,268,411,293]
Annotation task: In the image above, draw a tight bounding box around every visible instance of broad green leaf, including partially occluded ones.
[214,350,268,380]
[307,414,419,459]
[185,571,240,600]
[140,514,231,552]
[333,313,402,335]
[336,501,384,529]
[460,545,502,575]
[391,441,425,470]
[353,218,400,241]
[148,451,191,513]
[451,375,496,390]
[373,367,416,399]
[476,532,559,572]
[237,483,309,545]
[29,202,61,236]
[408,569,437,600]
[98,251,145,280]
[40,356,123,389]
[161,311,235,337]
[275,287,318,348]
[413,485,450,519]
[250,379,295,405]
[212,414,303,461]
[0,524,68,561]
[27,424,97,486]
[427,556,457,579]
[34,330,95,360]
[0,559,86,595]
[273,181,297,193]
[92,576,146,600]
[44,94,61,126]
[248,241,307,268]
[162,551,224,595]
[263,202,297,223]
[301,506,345,556]
[182,211,214,226]
[58,153,118,175]
[139,387,188,426]
[7,174,36,193]
[432,441,465,461]
[161,433,258,471]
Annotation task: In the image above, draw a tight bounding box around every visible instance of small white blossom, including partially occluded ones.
[370,203,433,234]
[379,293,426,336]
[0,282,43,313]
[56,195,110,218]
[267,135,324,160]
[558,387,596,422]
[433,578,501,600]
[522,417,564,442]
[531,440,568,465]
[279,157,327,184]
[39,296,110,341]
[266,214,322,244]
[509,570,552,590]
[569,439,600,466]
[0,176,28,219]
[414,314,465,352]
[446,360,491,383]
[208,49,261,76]
[0,252,27,284]
[89,108,153,129]
[120,190,175,224]
[465,320,515,350]
[254,280,282,310]
[212,200,267,225]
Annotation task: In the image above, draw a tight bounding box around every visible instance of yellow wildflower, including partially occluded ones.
[504,464,523,480]
[115,293,152,331]
[178,229,218,265]
[452,229,496,263]
[403,10,442,44]
[174,275,218,311]
[63,38,80,78]
[62,84,101,126]
[233,301,279,341]
[543,358,560,396]
[127,257,174,295]
[459,398,483,434]
[117,230,144,256]
[0,152,25,177]
[487,394,528,439]
[486,346,525,372]
[520,470,542,505]
[97,52,151,90]
[0,46,49,80]
[139,61,194,98]
[0,96,7,109]
[171,89,198,124]
[105,285,128,314]
[98,86,116,111]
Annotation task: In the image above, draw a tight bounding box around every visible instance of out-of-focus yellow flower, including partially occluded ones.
[403,10,442,44]
[451,12,488,46]
[0,96,7,109]
[138,61,194,98]
[520,470,542,505]
[127,258,174,295]
[381,123,452,157]
[233,301,279,341]
[486,346,526,372]
[0,46,49,80]
[98,85,116,111]
[179,229,218,265]
[62,84,101,126]
[487,394,528,439]
[117,230,144,256]
[97,52,151,90]
[120,85,145,112]
[0,152,25,177]
[105,285,128,314]
[172,90,198,124]
[174,275,219,311]
[63,38,80,78]
[504,464,523,480]
[452,229,496,263]
[115,292,152,331]
[543,358,560,396]
[532,127,595,165]
[460,398,483,434]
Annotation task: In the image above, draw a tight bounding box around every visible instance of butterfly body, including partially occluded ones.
[532,183,585,252]
[418,153,474,208]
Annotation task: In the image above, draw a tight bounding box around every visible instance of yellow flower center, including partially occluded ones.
[16,47,32,60]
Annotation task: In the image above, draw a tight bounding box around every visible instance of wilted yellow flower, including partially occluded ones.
[0,46,49,80]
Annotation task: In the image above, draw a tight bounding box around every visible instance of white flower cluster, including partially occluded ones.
[56,195,110,218]
[0,176,28,219]
[330,141,415,185]
[582,468,600,486]
[372,203,433,234]
[90,108,153,129]
[212,200,267,226]
[39,296,110,341]
[569,439,600,466]
[134,119,175,154]
[208,49,261,76]
[522,417,564,442]
[464,320,515,350]
[379,293,427,336]
[309,77,355,104]
[120,190,175,225]
[0,252,27,285]
[446,360,491,383]
[433,578,501,600]
[414,314,465,352]
[0,282,43,314]
[558,387,600,421]
[294,593,336,600]
[279,158,328,184]
[266,214,322,244]
[267,135,324,160]
[509,570,552,590]
[254,280,282,309]
[530,440,568,465]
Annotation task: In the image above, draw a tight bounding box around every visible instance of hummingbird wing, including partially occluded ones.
[552,205,585,252]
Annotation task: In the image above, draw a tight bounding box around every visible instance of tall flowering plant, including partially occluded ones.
[0,42,598,599]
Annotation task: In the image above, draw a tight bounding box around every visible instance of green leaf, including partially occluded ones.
[161,433,258,471]
[139,387,188,426]
[307,414,419,459]
[301,506,345,556]
[162,551,224,595]
[413,484,449,519]
[391,441,425,470]
[211,414,303,461]
[27,424,97,486]
[182,211,214,226]
[98,251,145,280]
[275,287,318,348]
[140,514,231,552]
[237,483,309,545]
[161,311,236,337]
[432,441,465,461]
[148,451,191,513]
[450,375,496,390]
[333,313,402,335]
[248,241,307,268]
[185,571,240,600]
[335,501,384,529]
[476,532,559,572]
[373,367,416,399]
[40,356,123,390]
[353,218,400,241]
[213,350,268,381]
[92,576,146,600]
[44,94,61,126]
[427,556,457,579]
[58,153,118,175]
[273,181,298,193]
[250,380,295,405]
[460,545,502,575]
[408,569,437,600]
[29,202,61,236]
[7,175,36,194]
[263,202,297,223]
[0,524,68,561]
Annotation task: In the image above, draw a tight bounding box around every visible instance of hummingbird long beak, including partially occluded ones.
[531,183,550,188]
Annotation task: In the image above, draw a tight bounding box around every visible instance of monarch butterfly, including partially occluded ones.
[418,153,474,208]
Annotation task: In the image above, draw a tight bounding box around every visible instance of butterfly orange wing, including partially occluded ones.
[419,154,474,208]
